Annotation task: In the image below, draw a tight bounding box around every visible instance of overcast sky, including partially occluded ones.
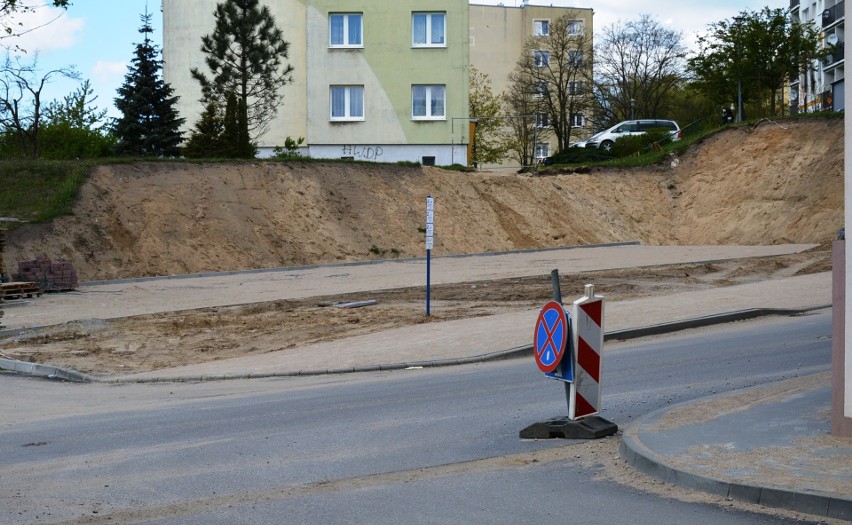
[5,0,783,119]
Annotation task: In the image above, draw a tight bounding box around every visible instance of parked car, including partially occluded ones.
[584,119,681,151]
[570,130,605,149]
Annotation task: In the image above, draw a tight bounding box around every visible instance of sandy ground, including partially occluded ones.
[0,118,844,375]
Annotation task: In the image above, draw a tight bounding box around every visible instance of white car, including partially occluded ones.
[584,119,681,151]
[570,131,605,148]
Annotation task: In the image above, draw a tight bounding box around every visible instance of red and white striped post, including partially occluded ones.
[570,284,605,420]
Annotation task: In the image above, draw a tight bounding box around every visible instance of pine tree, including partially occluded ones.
[191,0,293,158]
[113,9,185,157]
[182,101,225,158]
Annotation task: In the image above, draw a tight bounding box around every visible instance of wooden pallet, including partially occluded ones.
[1,282,42,299]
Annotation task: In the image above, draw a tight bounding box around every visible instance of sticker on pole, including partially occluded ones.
[533,301,568,373]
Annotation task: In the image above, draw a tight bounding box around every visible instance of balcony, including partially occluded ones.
[824,42,845,68]
[790,0,799,10]
[822,1,845,28]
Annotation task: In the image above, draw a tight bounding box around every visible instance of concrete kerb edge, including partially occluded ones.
[0,358,97,383]
[618,390,851,520]
[0,305,831,384]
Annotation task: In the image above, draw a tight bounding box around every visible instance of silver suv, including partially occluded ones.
[584,119,681,150]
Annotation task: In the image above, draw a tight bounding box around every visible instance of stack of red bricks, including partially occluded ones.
[14,257,78,292]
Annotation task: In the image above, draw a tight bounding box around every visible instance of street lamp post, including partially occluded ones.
[630,98,636,120]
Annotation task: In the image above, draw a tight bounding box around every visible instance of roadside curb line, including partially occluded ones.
[618,386,852,520]
[0,305,830,384]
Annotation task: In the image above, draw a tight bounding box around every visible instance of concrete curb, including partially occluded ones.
[619,394,852,520]
[0,358,97,383]
[0,305,830,384]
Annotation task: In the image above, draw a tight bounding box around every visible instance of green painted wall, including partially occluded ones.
[308,0,469,145]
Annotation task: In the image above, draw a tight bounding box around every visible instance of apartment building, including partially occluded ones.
[469,3,594,162]
[790,0,845,112]
[162,0,469,164]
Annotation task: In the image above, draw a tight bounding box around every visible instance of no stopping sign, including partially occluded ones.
[533,301,568,373]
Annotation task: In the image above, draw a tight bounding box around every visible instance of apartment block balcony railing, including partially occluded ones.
[824,42,845,66]
[822,1,845,27]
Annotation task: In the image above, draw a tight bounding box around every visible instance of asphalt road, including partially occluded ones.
[0,311,833,524]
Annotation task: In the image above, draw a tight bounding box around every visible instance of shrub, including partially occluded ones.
[549,147,613,164]
[272,137,305,159]
[610,128,673,157]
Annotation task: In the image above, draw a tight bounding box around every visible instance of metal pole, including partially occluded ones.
[550,269,562,303]
[737,74,743,122]
[549,269,572,409]
[426,249,431,316]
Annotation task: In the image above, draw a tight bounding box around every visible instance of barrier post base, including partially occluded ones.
[519,415,618,440]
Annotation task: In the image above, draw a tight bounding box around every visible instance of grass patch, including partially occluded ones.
[0,160,94,225]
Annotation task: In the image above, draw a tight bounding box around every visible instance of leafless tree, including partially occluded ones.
[501,89,539,169]
[0,55,78,158]
[594,14,687,128]
[506,13,595,153]
[1,1,69,49]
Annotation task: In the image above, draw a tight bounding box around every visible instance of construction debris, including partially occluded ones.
[334,299,378,309]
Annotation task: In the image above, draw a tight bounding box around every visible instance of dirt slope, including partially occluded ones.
[4,118,844,282]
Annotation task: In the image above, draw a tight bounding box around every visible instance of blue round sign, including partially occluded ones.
[533,301,568,373]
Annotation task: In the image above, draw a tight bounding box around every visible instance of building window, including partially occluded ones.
[568,50,584,66]
[535,142,550,159]
[567,19,585,36]
[534,50,550,67]
[534,82,548,98]
[413,12,446,47]
[533,19,549,36]
[330,13,362,47]
[330,85,364,120]
[412,85,445,119]
[569,81,584,95]
[570,113,585,127]
[535,113,549,128]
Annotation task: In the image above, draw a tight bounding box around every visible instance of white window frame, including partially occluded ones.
[534,50,550,68]
[535,142,550,159]
[533,19,550,37]
[570,113,585,128]
[412,84,446,120]
[329,13,363,48]
[535,113,549,128]
[567,19,585,37]
[330,85,365,121]
[534,82,548,98]
[412,12,446,47]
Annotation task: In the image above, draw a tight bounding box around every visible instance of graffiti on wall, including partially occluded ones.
[343,145,384,161]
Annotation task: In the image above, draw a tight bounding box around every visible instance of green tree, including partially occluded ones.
[44,79,107,130]
[594,15,687,128]
[468,66,505,166]
[113,10,185,157]
[40,79,114,159]
[190,0,293,158]
[221,91,240,157]
[182,101,225,158]
[688,8,823,119]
